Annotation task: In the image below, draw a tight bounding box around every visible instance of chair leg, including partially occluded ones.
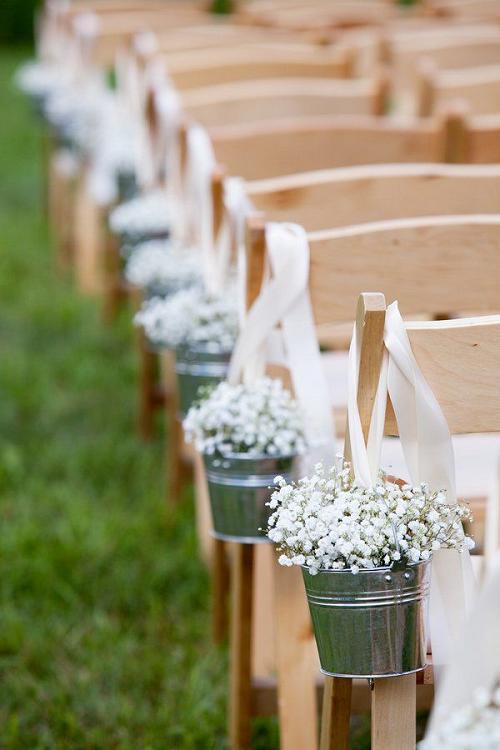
[274,562,319,750]
[212,539,229,644]
[229,543,254,750]
[166,409,184,506]
[138,337,158,441]
[320,677,352,750]
[371,675,416,750]
[193,450,216,566]
[102,232,123,323]
[251,545,276,680]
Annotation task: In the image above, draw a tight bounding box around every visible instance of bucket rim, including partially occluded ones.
[301,559,431,576]
[319,663,427,679]
[175,342,234,356]
[203,449,299,462]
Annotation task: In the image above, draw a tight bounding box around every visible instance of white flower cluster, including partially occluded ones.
[44,80,110,151]
[124,240,201,292]
[134,286,238,351]
[420,688,500,750]
[15,61,70,100]
[109,188,171,238]
[86,99,141,204]
[268,462,473,574]
[183,377,307,456]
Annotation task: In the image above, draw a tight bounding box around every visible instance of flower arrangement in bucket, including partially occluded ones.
[109,187,171,249]
[15,61,71,113]
[124,240,202,299]
[184,377,307,542]
[419,687,500,750]
[267,460,473,677]
[87,100,142,206]
[134,285,239,416]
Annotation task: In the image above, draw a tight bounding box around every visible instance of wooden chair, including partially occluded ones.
[319,293,500,750]
[136,22,336,56]
[64,4,216,67]
[418,60,500,117]
[211,108,500,171]
[246,162,500,230]
[161,44,356,91]
[389,26,500,112]
[182,75,388,126]
[239,0,419,32]
[230,213,500,750]
[161,106,488,608]
[427,0,500,21]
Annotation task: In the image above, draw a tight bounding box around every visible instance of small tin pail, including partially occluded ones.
[175,345,231,418]
[204,453,297,543]
[302,560,431,678]
[119,229,170,260]
[116,170,138,203]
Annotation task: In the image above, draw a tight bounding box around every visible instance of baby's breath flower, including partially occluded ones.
[267,462,473,573]
[420,687,500,749]
[15,60,70,100]
[183,378,307,457]
[109,188,171,238]
[134,286,238,351]
[124,240,201,293]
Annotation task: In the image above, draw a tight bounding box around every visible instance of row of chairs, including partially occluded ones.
[36,1,500,749]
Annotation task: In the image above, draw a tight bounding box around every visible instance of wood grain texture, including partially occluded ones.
[306,215,500,325]
[251,545,277,679]
[320,677,352,750]
[192,450,215,566]
[167,46,352,90]
[229,544,255,750]
[73,169,105,296]
[150,24,322,55]
[273,561,319,750]
[468,113,500,163]
[211,115,445,181]
[424,63,500,117]
[183,77,382,127]
[371,675,416,750]
[248,163,500,232]
[390,316,500,435]
[211,537,229,645]
[245,215,267,310]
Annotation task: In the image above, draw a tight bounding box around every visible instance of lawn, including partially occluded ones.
[0,47,373,750]
[0,47,233,750]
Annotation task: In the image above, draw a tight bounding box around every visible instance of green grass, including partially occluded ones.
[0,47,232,750]
[0,48,377,749]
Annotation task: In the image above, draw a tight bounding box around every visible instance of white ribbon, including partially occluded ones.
[228,223,336,458]
[426,551,500,735]
[214,176,251,296]
[184,125,217,292]
[383,302,476,679]
[155,85,182,209]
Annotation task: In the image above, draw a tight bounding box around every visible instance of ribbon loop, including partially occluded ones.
[228,223,336,456]
[383,302,475,677]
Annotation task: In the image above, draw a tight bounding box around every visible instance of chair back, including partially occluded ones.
[210,113,454,181]
[247,163,500,231]
[182,76,387,127]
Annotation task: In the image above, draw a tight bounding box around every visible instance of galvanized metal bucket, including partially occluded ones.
[175,344,231,418]
[119,229,170,259]
[204,452,297,543]
[302,560,431,678]
[116,170,138,203]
